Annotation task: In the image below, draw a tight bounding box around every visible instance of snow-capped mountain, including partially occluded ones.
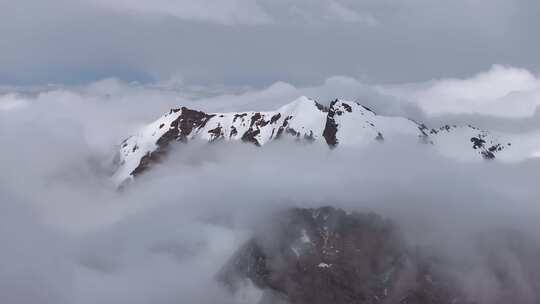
[112,96,511,185]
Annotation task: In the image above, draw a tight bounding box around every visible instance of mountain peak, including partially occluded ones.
[112,98,511,186]
[278,96,324,111]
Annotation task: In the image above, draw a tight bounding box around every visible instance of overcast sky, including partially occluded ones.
[1,0,539,86]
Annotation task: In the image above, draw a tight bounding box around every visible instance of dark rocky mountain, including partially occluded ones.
[218,207,540,304]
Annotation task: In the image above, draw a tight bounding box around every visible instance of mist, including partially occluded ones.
[1,76,540,303]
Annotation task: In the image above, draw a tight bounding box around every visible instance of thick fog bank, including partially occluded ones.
[1,76,540,303]
[2,135,540,303]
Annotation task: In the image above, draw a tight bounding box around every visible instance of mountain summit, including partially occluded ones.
[112,97,510,185]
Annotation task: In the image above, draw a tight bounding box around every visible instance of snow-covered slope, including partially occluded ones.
[322,100,423,146]
[112,97,513,185]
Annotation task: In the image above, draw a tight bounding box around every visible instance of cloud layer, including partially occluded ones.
[2,70,540,302]
[1,0,539,85]
[386,65,540,118]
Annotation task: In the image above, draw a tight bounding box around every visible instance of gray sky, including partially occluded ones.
[1,0,539,86]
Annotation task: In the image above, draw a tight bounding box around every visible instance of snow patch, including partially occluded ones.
[318,263,331,268]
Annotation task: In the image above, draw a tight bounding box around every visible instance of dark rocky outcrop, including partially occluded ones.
[218,207,540,304]
[130,107,215,177]
[322,100,340,147]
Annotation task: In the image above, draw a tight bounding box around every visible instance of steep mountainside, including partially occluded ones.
[219,207,540,304]
[112,97,510,185]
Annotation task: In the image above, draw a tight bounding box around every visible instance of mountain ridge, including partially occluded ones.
[112,96,510,185]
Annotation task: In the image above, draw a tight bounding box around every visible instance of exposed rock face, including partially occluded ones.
[218,207,540,304]
[112,97,511,185]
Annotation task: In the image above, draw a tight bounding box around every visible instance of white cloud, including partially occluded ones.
[2,75,540,302]
[88,0,273,25]
[86,0,378,26]
[386,65,540,118]
[326,1,377,25]
[0,94,28,111]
